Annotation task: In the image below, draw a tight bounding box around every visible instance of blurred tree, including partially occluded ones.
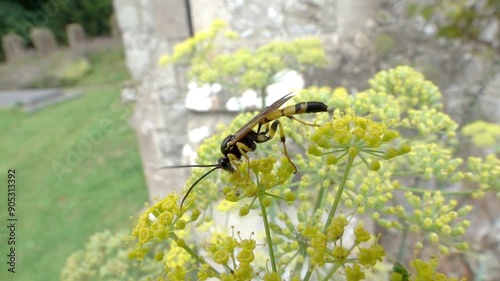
[0,0,113,61]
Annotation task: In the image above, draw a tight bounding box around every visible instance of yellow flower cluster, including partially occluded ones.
[465,154,500,197]
[402,107,458,141]
[308,112,409,168]
[326,215,349,241]
[390,258,466,281]
[311,112,398,147]
[273,211,385,278]
[61,230,165,281]
[345,264,366,281]
[302,225,327,266]
[159,19,232,65]
[462,121,500,148]
[368,66,443,110]
[161,19,327,91]
[404,143,463,182]
[221,156,295,214]
[343,169,397,215]
[204,235,257,281]
[353,89,402,120]
[380,190,473,255]
[165,265,187,280]
[129,194,203,280]
[131,194,180,250]
[301,67,451,142]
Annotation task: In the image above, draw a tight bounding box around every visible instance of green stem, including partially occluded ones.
[303,264,314,281]
[313,180,326,211]
[323,245,359,280]
[297,247,308,273]
[304,154,356,281]
[324,149,350,155]
[322,262,344,281]
[170,232,220,274]
[397,226,408,261]
[263,192,283,199]
[259,194,278,273]
[323,153,355,232]
[282,249,301,272]
[397,187,474,196]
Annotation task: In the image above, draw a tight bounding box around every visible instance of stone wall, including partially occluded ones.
[112,0,192,198]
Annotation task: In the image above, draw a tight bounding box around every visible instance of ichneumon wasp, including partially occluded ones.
[160,93,328,210]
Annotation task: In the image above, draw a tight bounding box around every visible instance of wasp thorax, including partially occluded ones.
[221,135,234,154]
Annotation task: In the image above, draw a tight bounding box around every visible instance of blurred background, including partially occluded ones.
[0,0,498,280]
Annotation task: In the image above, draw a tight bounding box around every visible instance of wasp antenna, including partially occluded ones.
[180,166,220,212]
[155,163,219,171]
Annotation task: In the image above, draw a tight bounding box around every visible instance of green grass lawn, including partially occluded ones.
[0,48,148,281]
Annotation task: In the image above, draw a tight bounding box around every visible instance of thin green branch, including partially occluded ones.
[323,153,355,231]
[169,232,220,275]
[304,153,356,281]
[397,187,474,196]
[322,261,345,281]
[259,194,278,273]
[397,226,409,261]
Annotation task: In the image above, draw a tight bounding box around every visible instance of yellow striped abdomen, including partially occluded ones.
[263,102,328,123]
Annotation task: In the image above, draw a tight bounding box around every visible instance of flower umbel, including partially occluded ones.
[310,111,409,165]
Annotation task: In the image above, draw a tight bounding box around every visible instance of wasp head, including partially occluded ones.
[218,156,235,173]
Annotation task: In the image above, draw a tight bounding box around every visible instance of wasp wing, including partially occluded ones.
[228,93,294,146]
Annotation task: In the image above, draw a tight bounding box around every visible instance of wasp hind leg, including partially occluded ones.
[257,120,298,174]
[286,115,320,127]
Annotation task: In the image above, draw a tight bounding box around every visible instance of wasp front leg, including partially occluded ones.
[256,120,298,174]
[226,153,241,174]
[234,142,255,180]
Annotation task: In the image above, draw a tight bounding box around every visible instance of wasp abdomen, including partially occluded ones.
[263,101,328,123]
[297,101,328,113]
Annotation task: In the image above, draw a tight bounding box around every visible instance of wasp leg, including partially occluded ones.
[235,142,253,180]
[227,153,241,176]
[256,121,270,136]
[286,115,320,127]
[257,115,318,137]
[256,120,298,174]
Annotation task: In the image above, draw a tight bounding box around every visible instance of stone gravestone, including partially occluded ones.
[66,23,86,49]
[30,27,58,56]
[109,14,121,40]
[1,34,27,62]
